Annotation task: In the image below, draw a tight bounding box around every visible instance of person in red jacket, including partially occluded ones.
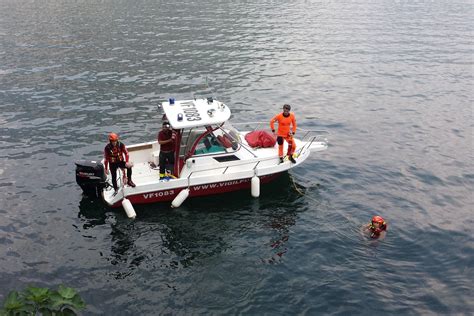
[157,121,176,179]
[104,132,135,192]
[270,104,297,163]
[364,215,388,239]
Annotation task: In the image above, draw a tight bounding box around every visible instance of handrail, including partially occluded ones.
[295,133,329,157]
[231,121,268,132]
[183,131,327,185]
[180,125,328,179]
[232,121,267,126]
[231,122,329,153]
[231,121,329,135]
[185,155,279,186]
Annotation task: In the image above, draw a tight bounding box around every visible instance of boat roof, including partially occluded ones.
[162,98,231,129]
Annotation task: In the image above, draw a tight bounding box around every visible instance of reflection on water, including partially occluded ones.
[264,211,294,264]
[77,174,303,276]
[77,198,109,229]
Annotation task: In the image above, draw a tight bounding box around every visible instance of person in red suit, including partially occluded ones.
[104,132,135,192]
[157,121,176,179]
[364,215,388,239]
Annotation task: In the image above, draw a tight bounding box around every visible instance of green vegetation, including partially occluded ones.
[1,285,85,316]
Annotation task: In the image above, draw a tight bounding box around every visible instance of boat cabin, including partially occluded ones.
[161,98,240,177]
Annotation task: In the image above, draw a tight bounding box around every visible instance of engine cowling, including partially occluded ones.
[75,160,107,198]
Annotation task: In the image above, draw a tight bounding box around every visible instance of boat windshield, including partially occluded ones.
[179,123,240,157]
[219,122,241,150]
[194,133,226,155]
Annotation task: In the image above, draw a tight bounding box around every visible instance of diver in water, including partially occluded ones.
[364,215,388,239]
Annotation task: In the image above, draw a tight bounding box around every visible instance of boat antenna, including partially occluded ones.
[193,76,225,101]
[155,98,164,113]
[205,75,217,99]
[156,99,166,121]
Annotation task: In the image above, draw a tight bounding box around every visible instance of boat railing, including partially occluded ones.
[116,168,127,190]
[232,121,329,138]
[297,128,329,141]
[231,121,270,132]
[183,127,328,187]
[232,121,329,145]
[294,128,329,157]
[185,155,278,187]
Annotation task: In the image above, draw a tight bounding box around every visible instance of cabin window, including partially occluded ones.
[180,128,205,157]
[194,134,226,155]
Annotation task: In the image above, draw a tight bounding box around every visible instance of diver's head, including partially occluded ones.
[371,215,385,227]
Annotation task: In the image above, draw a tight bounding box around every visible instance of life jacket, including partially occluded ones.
[369,222,387,238]
[105,142,126,163]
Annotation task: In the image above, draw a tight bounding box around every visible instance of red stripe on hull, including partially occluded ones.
[112,173,283,207]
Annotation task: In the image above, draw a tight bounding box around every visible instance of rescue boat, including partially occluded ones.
[75,98,328,217]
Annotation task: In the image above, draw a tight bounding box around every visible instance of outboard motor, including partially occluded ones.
[75,160,107,198]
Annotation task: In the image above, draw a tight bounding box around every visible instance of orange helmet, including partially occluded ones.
[108,132,119,141]
[372,215,385,224]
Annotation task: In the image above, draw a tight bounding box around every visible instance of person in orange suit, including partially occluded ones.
[270,104,297,163]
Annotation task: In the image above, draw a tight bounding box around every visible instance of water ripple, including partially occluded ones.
[0,0,472,314]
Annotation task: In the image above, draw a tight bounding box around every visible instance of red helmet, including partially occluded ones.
[108,132,119,141]
[372,215,385,224]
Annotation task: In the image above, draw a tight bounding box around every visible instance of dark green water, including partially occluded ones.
[0,0,472,314]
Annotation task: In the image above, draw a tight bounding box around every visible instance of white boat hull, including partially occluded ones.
[102,132,327,208]
[75,99,328,210]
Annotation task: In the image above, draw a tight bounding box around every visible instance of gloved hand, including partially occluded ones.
[125,162,133,168]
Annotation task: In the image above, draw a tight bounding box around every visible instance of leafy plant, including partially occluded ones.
[1,285,85,316]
